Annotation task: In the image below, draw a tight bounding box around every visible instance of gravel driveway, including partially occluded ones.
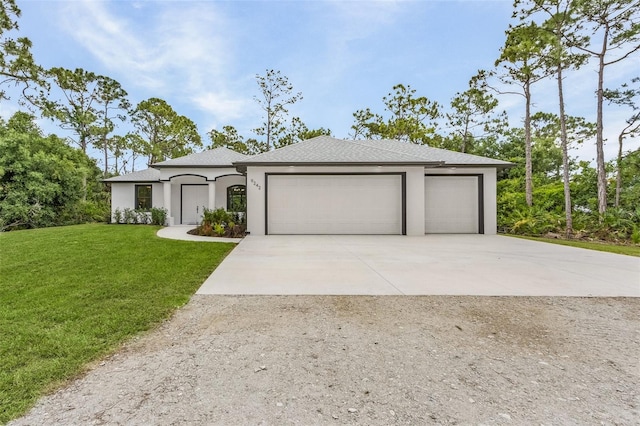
[11,295,639,425]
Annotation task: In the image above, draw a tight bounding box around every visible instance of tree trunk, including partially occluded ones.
[103,135,108,177]
[595,27,609,215]
[557,64,573,238]
[524,80,533,207]
[615,132,623,207]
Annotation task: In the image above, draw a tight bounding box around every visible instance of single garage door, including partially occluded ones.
[267,174,403,235]
[424,175,482,234]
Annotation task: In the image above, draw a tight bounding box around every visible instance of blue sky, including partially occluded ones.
[3,0,638,168]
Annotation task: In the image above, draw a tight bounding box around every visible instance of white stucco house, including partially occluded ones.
[105,136,512,235]
[104,147,247,226]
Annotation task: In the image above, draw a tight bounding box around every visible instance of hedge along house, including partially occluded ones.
[104,147,248,225]
[234,136,513,236]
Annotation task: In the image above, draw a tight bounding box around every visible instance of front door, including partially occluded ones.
[181,185,208,225]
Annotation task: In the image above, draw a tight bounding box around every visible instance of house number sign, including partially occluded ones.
[250,178,261,191]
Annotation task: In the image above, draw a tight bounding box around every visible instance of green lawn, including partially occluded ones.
[508,235,640,257]
[0,224,235,424]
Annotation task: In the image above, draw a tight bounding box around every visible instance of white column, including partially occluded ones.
[208,181,216,210]
[163,181,173,226]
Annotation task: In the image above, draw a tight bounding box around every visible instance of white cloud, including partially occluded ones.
[57,0,249,123]
[192,91,253,125]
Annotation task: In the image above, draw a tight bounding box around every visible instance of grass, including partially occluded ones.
[0,224,235,424]
[508,234,640,257]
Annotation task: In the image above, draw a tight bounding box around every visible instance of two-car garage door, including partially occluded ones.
[267,174,404,235]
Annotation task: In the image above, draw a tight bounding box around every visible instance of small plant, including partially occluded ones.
[123,208,135,224]
[136,210,150,224]
[632,226,640,245]
[113,208,122,224]
[150,207,168,226]
[202,207,233,226]
[214,223,225,236]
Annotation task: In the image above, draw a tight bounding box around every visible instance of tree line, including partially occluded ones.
[1,0,638,241]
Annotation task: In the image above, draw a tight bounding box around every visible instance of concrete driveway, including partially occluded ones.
[197,235,639,297]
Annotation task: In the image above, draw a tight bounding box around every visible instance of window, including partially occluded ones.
[135,185,152,210]
[227,185,246,212]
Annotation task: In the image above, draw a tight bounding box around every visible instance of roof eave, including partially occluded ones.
[432,162,515,170]
[151,164,237,169]
[233,161,446,167]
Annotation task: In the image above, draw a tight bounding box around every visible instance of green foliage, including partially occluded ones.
[131,97,202,164]
[0,224,235,423]
[189,207,246,238]
[112,207,163,225]
[150,207,167,226]
[122,207,135,224]
[213,223,225,236]
[0,0,45,102]
[445,74,508,154]
[202,207,233,226]
[0,113,106,230]
[351,84,441,144]
[113,207,122,224]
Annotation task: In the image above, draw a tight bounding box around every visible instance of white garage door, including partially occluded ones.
[425,176,481,234]
[267,174,403,235]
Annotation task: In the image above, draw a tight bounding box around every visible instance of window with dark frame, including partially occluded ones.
[227,185,246,212]
[135,185,152,210]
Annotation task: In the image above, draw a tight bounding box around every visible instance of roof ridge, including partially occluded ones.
[347,139,438,161]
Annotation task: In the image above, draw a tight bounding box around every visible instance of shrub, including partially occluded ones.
[123,208,135,224]
[150,207,168,226]
[113,208,123,224]
[202,207,233,226]
[136,210,150,224]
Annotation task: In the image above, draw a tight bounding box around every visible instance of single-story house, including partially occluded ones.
[105,136,513,235]
[104,147,247,226]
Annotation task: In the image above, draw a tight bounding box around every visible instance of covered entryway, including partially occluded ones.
[424,175,483,234]
[181,184,208,225]
[266,174,405,235]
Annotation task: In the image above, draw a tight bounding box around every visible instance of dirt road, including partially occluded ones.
[10,296,639,425]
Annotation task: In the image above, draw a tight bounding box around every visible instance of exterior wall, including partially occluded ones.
[110,182,164,221]
[425,167,497,235]
[247,165,499,236]
[246,165,426,236]
[158,167,238,182]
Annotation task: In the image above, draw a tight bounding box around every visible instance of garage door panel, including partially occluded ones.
[268,175,402,235]
[425,176,479,234]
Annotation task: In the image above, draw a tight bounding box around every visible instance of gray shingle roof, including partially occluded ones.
[103,168,160,182]
[235,136,513,168]
[152,147,248,168]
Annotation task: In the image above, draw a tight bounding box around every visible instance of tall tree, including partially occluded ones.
[208,125,261,155]
[274,117,331,149]
[91,76,130,176]
[515,0,589,236]
[570,0,640,214]
[131,97,202,165]
[446,74,507,154]
[253,69,302,152]
[604,77,640,207]
[495,22,553,206]
[0,0,44,102]
[36,67,100,153]
[350,84,441,144]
